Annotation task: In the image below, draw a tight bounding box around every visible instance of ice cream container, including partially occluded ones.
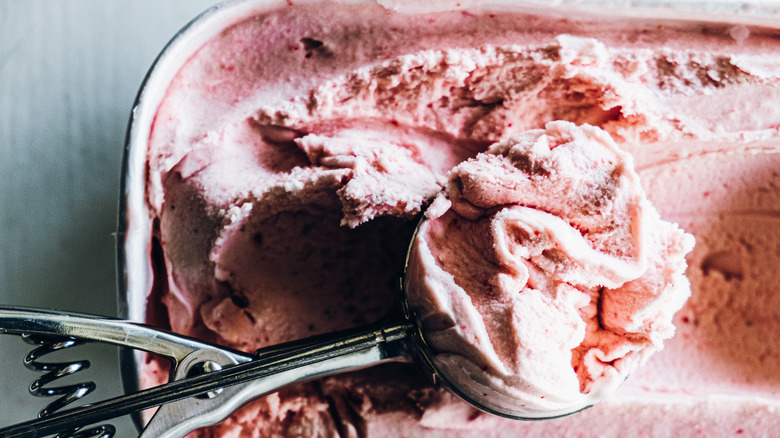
[119,1,780,435]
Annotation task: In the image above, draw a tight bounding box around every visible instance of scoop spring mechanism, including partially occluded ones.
[20,333,116,438]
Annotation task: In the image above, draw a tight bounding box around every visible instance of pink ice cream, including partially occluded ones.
[137,1,780,436]
[405,121,693,418]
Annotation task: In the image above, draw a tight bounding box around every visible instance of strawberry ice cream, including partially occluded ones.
[405,121,693,419]
[128,0,780,436]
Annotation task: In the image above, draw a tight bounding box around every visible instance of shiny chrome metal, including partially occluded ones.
[22,334,95,417]
[0,306,417,438]
[21,333,116,438]
[0,306,251,438]
[186,361,224,399]
[138,319,415,438]
[0,306,251,369]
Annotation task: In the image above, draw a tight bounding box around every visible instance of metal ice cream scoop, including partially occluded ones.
[0,219,593,438]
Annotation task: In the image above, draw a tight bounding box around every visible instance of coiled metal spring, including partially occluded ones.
[22,334,116,438]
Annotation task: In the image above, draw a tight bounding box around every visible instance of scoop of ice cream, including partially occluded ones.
[406,121,694,417]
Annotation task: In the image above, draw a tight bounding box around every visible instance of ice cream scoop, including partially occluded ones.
[0,267,591,438]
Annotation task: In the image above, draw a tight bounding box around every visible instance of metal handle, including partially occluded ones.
[141,319,415,437]
[0,306,252,366]
[0,317,415,438]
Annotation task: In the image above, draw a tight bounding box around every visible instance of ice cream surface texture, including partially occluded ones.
[405,122,693,418]
[139,1,780,436]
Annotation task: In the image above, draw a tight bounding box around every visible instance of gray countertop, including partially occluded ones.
[0,1,216,435]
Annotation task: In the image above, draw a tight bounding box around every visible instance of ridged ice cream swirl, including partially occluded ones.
[406,121,694,417]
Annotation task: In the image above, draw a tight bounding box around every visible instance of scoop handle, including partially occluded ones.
[0,315,414,438]
[140,319,415,437]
